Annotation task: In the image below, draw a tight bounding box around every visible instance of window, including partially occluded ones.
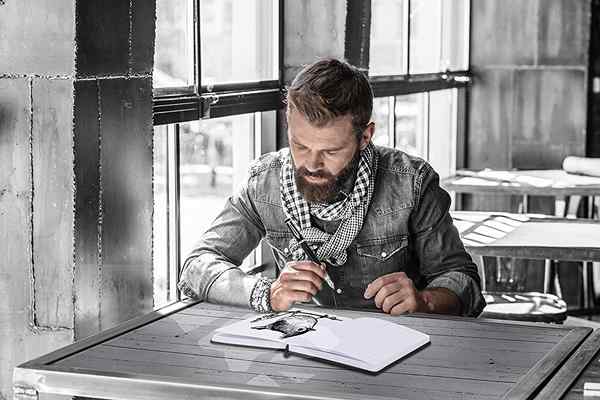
[152,0,281,308]
[154,0,195,89]
[200,0,278,84]
[369,0,469,75]
[152,0,471,308]
[370,0,408,76]
[365,0,469,182]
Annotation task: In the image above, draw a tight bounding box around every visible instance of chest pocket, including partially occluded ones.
[356,235,409,262]
[342,235,411,299]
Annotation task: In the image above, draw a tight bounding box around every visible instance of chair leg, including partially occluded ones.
[593,261,600,300]
[567,195,581,218]
[555,196,567,218]
[583,261,590,311]
[544,259,552,294]
[554,262,563,299]
[473,255,486,292]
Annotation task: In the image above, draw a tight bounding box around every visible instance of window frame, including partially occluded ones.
[152,0,284,305]
[153,0,285,126]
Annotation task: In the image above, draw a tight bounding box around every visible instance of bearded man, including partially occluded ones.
[178,58,485,317]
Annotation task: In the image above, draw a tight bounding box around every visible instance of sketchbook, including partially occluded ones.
[211,309,430,372]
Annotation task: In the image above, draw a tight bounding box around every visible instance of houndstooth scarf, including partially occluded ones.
[280,143,378,266]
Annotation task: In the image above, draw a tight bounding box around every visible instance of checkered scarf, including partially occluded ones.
[280,143,378,266]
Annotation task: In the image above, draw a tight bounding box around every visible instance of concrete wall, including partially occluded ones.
[0,0,155,397]
[278,0,347,147]
[0,1,76,395]
[467,0,590,213]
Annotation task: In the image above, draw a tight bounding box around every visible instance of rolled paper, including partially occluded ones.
[562,156,600,177]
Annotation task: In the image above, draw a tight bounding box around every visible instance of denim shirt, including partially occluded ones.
[178,145,486,317]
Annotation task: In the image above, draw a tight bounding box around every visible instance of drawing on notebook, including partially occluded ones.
[213,309,430,372]
[251,310,342,338]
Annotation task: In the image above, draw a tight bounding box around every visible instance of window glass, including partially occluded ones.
[179,115,254,258]
[409,0,469,73]
[372,97,391,147]
[200,0,278,85]
[153,125,169,307]
[409,0,442,74]
[428,89,456,179]
[154,0,195,88]
[441,0,469,71]
[369,0,407,75]
[394,93,428,158]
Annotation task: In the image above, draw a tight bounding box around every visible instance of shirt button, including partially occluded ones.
[284,248,289,254]
[336,288,343,294]
[381,251,387,258]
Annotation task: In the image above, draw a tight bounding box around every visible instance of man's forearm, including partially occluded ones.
[205,268,262,307]
[419,287,462,315]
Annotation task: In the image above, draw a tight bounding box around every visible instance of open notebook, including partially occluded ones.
[211,309,430,372]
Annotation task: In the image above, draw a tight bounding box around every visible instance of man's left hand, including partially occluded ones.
[364,272,430,315]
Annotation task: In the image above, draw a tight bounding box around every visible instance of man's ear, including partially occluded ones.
[359,122,375,150]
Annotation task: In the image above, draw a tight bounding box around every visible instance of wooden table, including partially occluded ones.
[452,211,600,310]
[442,169,600,217]
[13,301,595,400]
[535,329,600,399]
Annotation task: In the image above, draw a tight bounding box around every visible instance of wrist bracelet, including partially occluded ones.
[249,277,275,313]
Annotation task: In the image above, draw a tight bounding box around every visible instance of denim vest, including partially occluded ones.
[179,145,485,317]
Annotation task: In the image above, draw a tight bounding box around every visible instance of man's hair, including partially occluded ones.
[287,58,373,138]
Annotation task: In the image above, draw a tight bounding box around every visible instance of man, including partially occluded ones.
[178,58,485,317]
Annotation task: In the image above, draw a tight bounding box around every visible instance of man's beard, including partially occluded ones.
[294,148,361,204]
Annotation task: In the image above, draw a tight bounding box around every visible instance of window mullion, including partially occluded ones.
[195,0,202,95]
[405,0,411,74]
[404,0,411,74]
[424,92,431,160]
[167,123,182,302]
[389,96,396,148]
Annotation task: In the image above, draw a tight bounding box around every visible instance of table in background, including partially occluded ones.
[452,211,600,311]
[13,301,593,400]
[442,169,600,217]
[444,169,600,310]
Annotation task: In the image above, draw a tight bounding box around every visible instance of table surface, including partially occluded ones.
[13,301,595,400]
[451,211,600,261]
[442,169,600,196]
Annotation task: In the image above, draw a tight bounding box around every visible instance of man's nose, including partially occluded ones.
[306,151,324,171]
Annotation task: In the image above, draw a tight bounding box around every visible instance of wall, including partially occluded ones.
[468,0,590,213]
[0,0,155,397]
[0,1,76,395]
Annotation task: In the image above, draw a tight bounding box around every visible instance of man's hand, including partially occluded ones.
[270,261,326,312]
[363,272,430,315]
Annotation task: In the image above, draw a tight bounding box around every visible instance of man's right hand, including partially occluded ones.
[270,261,326,312]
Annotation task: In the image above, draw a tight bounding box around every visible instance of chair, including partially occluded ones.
[481,291,567,323]
[472,255,567,323]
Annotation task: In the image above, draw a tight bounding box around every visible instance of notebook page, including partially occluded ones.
[286,317,429,371]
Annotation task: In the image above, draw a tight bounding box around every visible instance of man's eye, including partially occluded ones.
[325,150,338,156]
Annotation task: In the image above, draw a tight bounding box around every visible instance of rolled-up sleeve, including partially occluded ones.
[410,164,486,317]
[177,173,270,308]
